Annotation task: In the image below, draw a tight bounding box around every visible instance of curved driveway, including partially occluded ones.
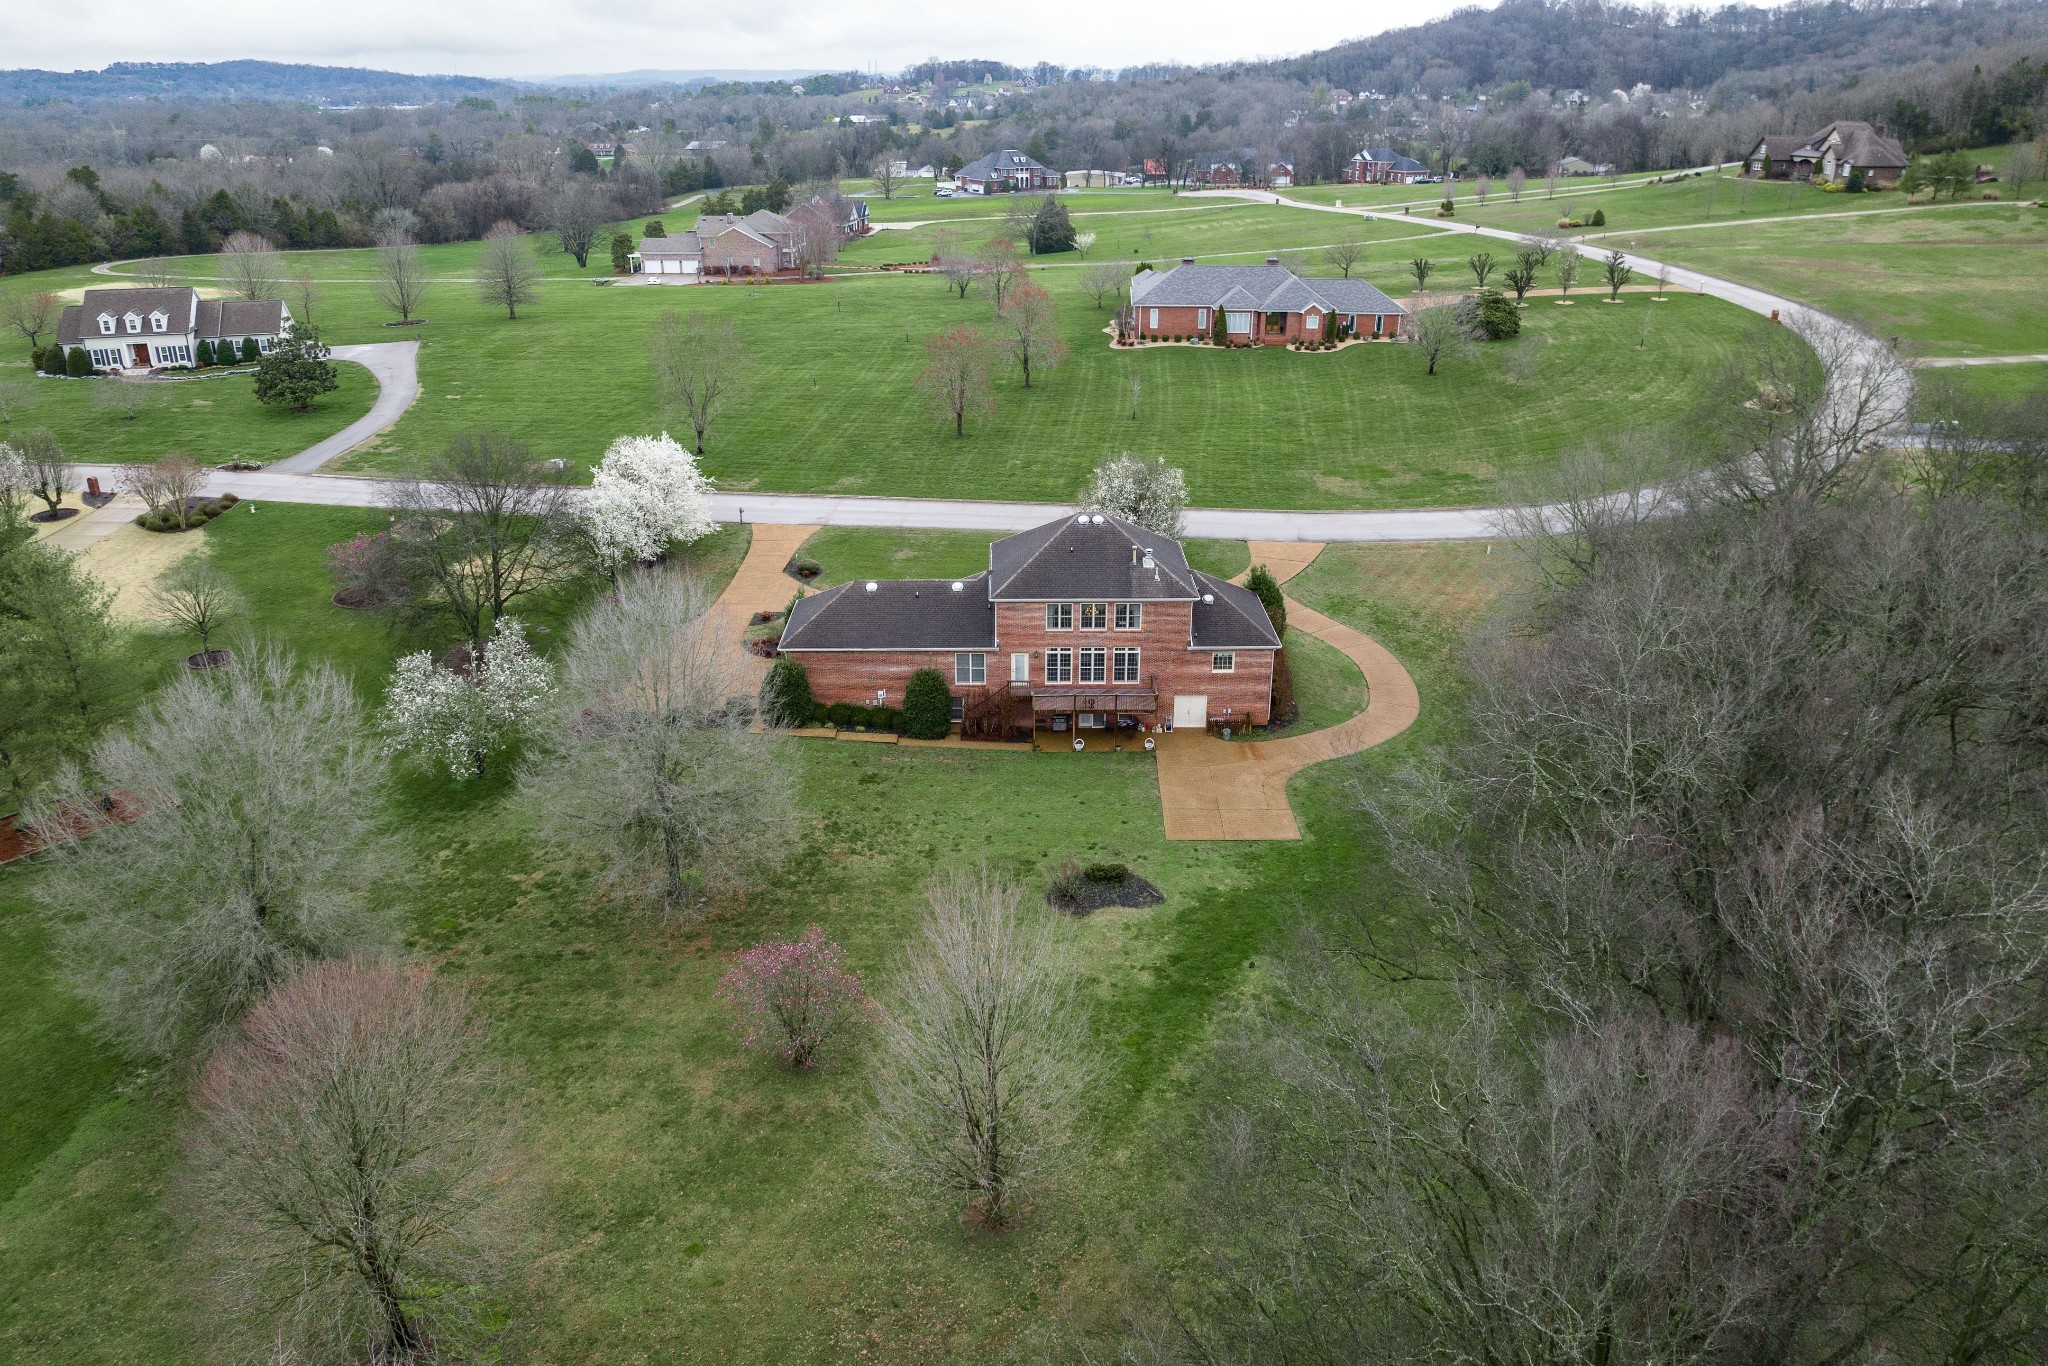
[267,342,420,473]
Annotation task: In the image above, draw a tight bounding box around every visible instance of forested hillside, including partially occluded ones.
[0,60,511,106]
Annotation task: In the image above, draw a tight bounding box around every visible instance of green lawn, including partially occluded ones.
[1269,627,1366,738]
[0,362,377,467]
[841,203,1443,267]
[0,508,1490,1362]
[1913,361,2048,409]
[1635,205,2048,355]
[799,527,1250,587]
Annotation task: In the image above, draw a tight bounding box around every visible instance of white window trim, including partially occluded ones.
[1225,310,1252,333]
[98,314,115,335]
[1078,602,1108,631]
[1113,647,1141,683]
[1196,308,1208,330]
[954,652,986,686]
[124,313,142,334]
[1044,647,1073,683]
[1045,603,1072,631]
[1305,312,1320,330]
[1114,602,1142,631]
[1211,652,1237,673]
[1078,647,1107,684]
[1147,307,1158,329]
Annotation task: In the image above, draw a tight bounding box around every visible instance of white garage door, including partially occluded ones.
[1172,695,1208,729]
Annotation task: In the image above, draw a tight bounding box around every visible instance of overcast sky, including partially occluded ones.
[5,0,1484,79]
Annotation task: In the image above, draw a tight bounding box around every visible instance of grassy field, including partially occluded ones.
[1636,204,2048,355]
[1913,361,2048,408]
[797,527,1251,586]
[841,203,1445,266]
[0,361,377,466]
[0,507,1508,1362]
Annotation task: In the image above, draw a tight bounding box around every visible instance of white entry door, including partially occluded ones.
[1011,653,1030,683]
[1172,695,1208,729]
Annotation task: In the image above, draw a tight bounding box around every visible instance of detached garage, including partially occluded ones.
[632,232,703,278]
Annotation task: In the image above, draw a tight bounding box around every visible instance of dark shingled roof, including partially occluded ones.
[1352,147,1429,174]
[1191,572,1283,649]
[987,514,1200,602]
[1129,264,1405,318]
[957,148,1047,181]
[779,573,997,651]
[57,288,286,347]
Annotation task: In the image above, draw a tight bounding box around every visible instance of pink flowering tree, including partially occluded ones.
[716,926,869,1069]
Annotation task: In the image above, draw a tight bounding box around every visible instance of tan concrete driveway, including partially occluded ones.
[712,523,819,685]
[1154,541,1422,841]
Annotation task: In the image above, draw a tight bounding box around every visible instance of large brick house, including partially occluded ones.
[55,286,290,372]
[778,514,1282,738]
[1344,147,1430,184]
[1123,260,1407,345]
[1744,120,1908,188]
[955,148,1056,194]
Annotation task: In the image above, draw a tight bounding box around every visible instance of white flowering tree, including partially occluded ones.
[0,441,28,521]
[1082,452,1189,538]
[379,617,554,779]
[585,432,718,578]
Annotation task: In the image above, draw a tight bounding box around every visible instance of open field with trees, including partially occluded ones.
[1629,204,2048,355]
[0,495,1477,1362]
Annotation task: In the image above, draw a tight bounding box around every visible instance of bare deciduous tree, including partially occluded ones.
[870,867,1098,1229]
[650,308,745,455]
[1080,261,1127,309]
[1554,245,1581,300]
[475,221,540,320]
[288,267,322,324]
[1468,251,1495,287]
[916,324,1000,437]
[1408,256,1435,292]
[374,222,431,323]
[127,451,204,527]
[870,156,903,200]
[13,427,72,516]
[547,185,613,268]
[26,650,396,1057]
[930,227,977,299]
[1409,303,1467,375]
[385,431,577,640]
[2,288,56,351]
[977,238,1024,312]
[522,573,794,918]
[218,231,285,301]
[152,558,246,661]
[185,956,515,1363]
[998,281,1066,388]
[1507,166,1527,201]
[1323,240,1364,278]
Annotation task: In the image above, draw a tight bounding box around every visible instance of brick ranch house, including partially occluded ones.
[55,285,290,372]
[632,198,869,278]
[777,514,1282,740]
[1744,120,1908,188]
[1122,260,1408,345]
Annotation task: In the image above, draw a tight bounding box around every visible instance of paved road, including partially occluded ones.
[265,342,420,473]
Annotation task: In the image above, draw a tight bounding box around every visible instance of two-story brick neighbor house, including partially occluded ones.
[1125,260,1408,345]
[778,514,1282,738]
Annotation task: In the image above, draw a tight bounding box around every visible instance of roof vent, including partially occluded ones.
[1090,513,1104,525]
[1180,256,1195,265]
[1075,514,1089,525]
[864,581,878,593]
[1142,553,1155,570]
[950,581,963,592]
[1266,255,1281,266]
[1202,593,1215,604]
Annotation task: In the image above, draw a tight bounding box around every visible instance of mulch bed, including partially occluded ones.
[1049,874,1166,915]
[0,790,142,864]
[783,558,822,585]
[184,648,236,670]
[29,507,80,523]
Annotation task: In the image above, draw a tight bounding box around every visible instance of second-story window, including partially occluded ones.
[1045,603,1072,631]
[1114,603,1142,630]
[1079,603,1107,630]
[1044,648,1073,683]
[1078,648,1107,683]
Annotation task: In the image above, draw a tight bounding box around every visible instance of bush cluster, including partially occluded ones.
[1082,862,1128,884]
[823,700,904,732]
[901,668,953,740]
[135,492,240,533]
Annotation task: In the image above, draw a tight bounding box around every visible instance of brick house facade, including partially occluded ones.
[778,515,1281,738]
[1124,260,1407,345]
[1344,147,1430,184]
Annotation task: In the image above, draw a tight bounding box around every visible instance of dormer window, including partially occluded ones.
[149,311,168,333]
[124,313,142,334]
[98,314,115,335]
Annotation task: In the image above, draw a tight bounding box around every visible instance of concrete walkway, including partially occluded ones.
[1153,541,1422,840]
[1908,353,2048,369]
[266,342,420,473]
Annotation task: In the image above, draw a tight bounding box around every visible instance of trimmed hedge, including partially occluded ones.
[902,668,953,739]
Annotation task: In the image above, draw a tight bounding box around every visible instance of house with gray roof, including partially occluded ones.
[55,286,291,373]
[1744,120,1908,187]
[1345,147,1431,184]
[631,230,704,278]
[778,514,1281,740]
[1123,259,1408,345]
[955,148,1055,195]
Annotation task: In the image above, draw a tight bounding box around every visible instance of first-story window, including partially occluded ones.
[1045,602,1072,631]
[1197,308,1209,330]
[1226,311,1251,333]
[1147,308,1159,329]
[1114,602,1142,630]
[1044,648,1073,683]
[1079,602,1107,630]
[1078,647,1107,684]
[1306,312,1320,330]
[955,652,986,685]
[1211,652,1236,673]
[1113,647,1141,683]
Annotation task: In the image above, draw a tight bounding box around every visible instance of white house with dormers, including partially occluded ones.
[55,286,291,373]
